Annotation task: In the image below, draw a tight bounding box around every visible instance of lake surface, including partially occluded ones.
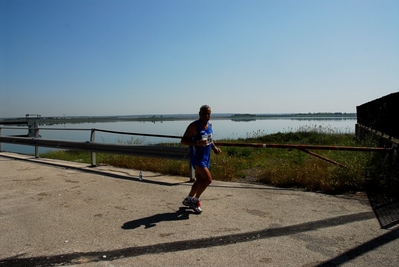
[1,117,357,155]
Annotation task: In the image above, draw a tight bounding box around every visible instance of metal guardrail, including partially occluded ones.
[0,136,189,160]
[0,127,194,181]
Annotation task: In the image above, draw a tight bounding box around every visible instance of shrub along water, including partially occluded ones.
[41,126,397,196]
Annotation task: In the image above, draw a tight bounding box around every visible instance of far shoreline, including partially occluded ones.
[0,112,357,125]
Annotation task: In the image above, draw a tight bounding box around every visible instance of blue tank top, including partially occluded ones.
[190,120,213,168]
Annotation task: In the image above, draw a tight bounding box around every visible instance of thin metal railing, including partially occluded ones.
[93,128,182,140]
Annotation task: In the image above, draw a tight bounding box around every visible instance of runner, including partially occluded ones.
[181,105,222,213]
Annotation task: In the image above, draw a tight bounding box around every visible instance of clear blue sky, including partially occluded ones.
[1,0,398,118]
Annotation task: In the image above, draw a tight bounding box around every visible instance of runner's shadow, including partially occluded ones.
[121,207,193,230]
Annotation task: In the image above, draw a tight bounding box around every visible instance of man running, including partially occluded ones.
[181,105,222,213]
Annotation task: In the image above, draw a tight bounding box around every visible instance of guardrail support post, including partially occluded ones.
[189,163,195,182]
[34,123,40,158]
[90,129,96,166]
[26,117,40,158]
[0,128,2,151]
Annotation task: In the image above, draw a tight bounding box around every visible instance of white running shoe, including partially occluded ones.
[190,199,202,214]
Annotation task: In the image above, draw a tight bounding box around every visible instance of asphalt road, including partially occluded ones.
[0,152,398,267]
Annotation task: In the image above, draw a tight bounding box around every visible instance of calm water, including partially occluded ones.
[1,118,356,155]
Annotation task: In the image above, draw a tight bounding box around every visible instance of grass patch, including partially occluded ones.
[41,126,397,195]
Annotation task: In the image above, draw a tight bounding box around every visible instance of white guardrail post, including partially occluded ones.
[34,122,40,158]
[190,164,195,182]
[90,129,96,166]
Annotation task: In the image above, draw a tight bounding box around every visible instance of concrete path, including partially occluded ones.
[0,152,398,267]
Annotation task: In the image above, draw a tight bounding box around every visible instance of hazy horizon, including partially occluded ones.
[1,111,357,120]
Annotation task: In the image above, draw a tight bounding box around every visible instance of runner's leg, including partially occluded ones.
[193,166,212,198]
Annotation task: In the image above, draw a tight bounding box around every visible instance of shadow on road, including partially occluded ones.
[121,207,194,229]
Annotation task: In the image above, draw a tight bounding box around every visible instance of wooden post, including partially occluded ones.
[90,129,96,166]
